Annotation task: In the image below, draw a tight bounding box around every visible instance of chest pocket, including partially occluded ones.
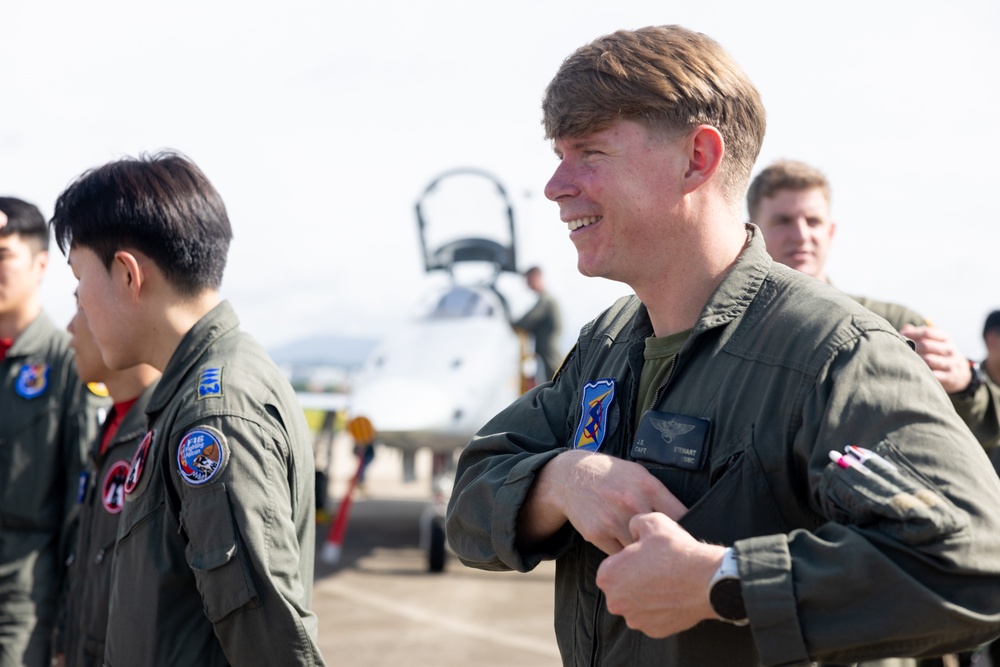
[673,424,792,544]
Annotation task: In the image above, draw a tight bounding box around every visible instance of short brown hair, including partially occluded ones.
[746,160,831,220]
[542,25,766,208]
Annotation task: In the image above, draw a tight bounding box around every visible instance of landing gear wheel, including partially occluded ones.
[428,518,446,573]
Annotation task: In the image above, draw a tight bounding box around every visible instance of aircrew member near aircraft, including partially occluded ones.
[446,25,1000,666]
[50,152,325,666]
[513,266,564,381]
[748,160,999,449]
[0,197,107,667]
[57,296,160,667]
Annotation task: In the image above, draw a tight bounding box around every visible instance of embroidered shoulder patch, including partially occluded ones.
[197,367,223,400]
[177,427,227,486]
[16,363,49,399]
[573,379,616,451]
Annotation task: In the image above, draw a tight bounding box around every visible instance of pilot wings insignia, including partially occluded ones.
[650,417,696,444]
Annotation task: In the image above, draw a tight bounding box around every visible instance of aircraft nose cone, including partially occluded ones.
[349,378,454,432]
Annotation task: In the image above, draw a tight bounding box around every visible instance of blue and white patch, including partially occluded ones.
[177,427,226,486]
[197,367,223,400]
[573,379,616,451]
[15,363,49,399]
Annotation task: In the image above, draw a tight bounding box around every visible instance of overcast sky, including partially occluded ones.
[2,0,997,359]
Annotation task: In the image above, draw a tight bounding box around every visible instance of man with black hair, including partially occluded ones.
[0,197,107,667]
[50,152,325,666]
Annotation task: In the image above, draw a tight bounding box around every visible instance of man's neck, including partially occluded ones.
[0,302,41,340]
[104,365,161,403]
[147,291,222,372]
[634,218,748,337]
[984,355,1000,385]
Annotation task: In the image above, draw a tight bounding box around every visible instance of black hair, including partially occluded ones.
[0,196,49,251]
[50,151,232,295]
[985,311,1000,339]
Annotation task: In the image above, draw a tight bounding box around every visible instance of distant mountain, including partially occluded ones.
[268,334,380,369]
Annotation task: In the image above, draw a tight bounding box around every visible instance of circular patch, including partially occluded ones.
[177,428,225,486]
[124,431,154,495]
[16,364,49,399]
[102,461,131,514]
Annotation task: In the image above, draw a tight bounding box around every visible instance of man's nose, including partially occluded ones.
[544,161,579,202]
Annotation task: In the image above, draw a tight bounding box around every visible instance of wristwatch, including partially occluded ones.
[951,361,984,401]
[708,547,748,626]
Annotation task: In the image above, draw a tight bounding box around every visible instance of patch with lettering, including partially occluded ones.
[124,431,154,495]
[102,461,131,514]
[630,410,711,471]
[572,379,616,451]
[15,363,49,399]
[197,367,223,399]
[177,427,227,486]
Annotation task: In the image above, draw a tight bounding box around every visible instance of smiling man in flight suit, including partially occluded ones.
[50,152,325,666]
[446,25,1000,666]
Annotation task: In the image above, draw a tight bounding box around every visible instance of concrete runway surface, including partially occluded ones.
[312,445,561,667]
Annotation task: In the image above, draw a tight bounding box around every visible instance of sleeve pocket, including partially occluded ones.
[180,483,260,622]
[817,440,970,544]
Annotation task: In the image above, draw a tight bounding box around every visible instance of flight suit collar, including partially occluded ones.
[6,311,58,358]
[146,300,240,417]
[625,224,773,349]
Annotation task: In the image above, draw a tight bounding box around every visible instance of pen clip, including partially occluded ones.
[828,449,871,476]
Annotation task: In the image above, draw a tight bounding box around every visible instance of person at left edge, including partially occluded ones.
[49,152,326,666]
[55,295,160,667]
[0,197,107,667]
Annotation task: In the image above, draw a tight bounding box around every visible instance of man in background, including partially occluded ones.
[0,197,106,667]
[748,160,995,447]
[56,297,160,667]
[513,266,563,381]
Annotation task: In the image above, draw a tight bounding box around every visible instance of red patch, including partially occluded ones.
[124,431,153,495]
[102,461,131,514]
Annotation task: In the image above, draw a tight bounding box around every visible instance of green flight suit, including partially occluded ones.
[104,301,324,666]
[0,312,107,667]
[952,362,1000,451]
[447,226,1000,666]
[515,290,564,381]
[848,294,926,333]
[62,381,157,667]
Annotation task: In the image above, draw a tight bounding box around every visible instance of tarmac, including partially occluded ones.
[312,441,561,667]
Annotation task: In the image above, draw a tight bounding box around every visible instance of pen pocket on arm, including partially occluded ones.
[816,440,969,545]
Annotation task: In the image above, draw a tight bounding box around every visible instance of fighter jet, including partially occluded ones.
[317,168,533,571]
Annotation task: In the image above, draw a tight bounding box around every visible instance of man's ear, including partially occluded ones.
[33,249,49,277]
[113,250,145,302]
[683,125,724,195]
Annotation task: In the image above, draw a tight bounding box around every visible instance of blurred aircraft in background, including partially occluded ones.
[303,168,534,572]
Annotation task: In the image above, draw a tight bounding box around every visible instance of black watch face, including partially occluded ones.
[710,578,747,622]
